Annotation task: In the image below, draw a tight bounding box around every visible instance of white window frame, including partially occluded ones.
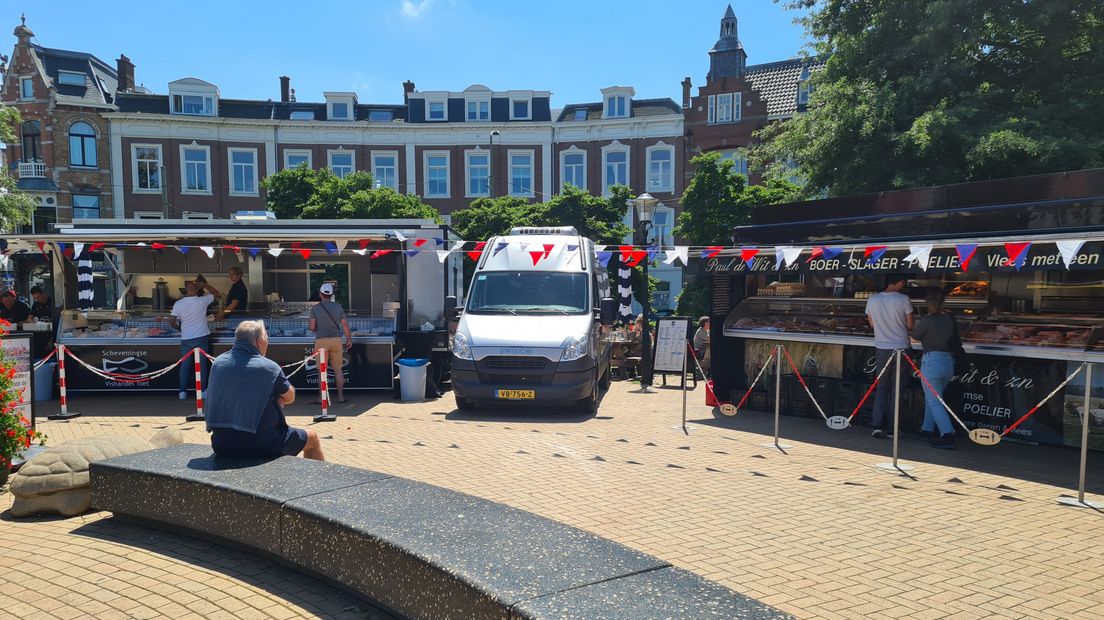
[423,150,450,198]
[646,142,675,193]
[650,205,675,248]
[171,93,216,116]
[560,147,586,191]
[601,143,630,196]
[717,93,733,123]
[283,149,312,170]
[179,144,212,195]
[508,149,534,197]
[131,143,163,194]
[465,98,490,122]
[68,121,98,169]
[464,149,491,198]
[371,150,399,190]
[328,100,352,121]
[509,97,532,120]
[20,76,34,100]
[707,95,715,124]
[58,70,86,86]
[605,95,627,119]
[426,99,447,122]
[327,150,355,178]
[227,147,259,196]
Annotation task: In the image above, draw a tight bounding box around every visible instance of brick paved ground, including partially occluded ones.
[4,380,1104,619]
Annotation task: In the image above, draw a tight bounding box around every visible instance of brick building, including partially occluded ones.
[1,16,125,231]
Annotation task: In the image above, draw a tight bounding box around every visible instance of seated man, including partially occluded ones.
[205,320,324,460]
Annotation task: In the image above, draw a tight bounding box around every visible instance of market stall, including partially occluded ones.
[4,218,463,393]
[708,170,1104,449]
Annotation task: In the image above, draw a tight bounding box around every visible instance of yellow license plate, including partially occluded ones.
[496,389,535,400]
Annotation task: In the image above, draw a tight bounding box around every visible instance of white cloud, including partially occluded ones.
[400,0,433,19]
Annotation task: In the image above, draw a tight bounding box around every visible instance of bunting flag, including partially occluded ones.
[77,257,94,313]
[777,246,802,269]
[701,246,723,259]
[433,237,445,247]
[223,244,241,253]
[617,254,633,325]
[358,239,370,251]
[864,245,888,264]
[436,247,454,263]
[89,242,106,253]
[664,246,689,266]
[268,248,285,257]
[334,239,348,254]
[392,230,408,242]
[200,246,215,259]
[353,249,369,256]
[247,247,262,259]
[903,244,933,271]
[370,249,393,259]
[296,248,312,260]
[618,245,635,262]
[528,250,545,265]
[74,242,86,258]
[466,241,486,261]
[1004,242,1031,270]
[596,250,613,268]
[150,242,166,250]
[623,250,648,268]
[1056,239,1086,269]
[176,245,190,254]
[59,243,73,260]
[403,241,425,257]
[36,241,46,254]
[741,248,760,269]
[955,244,978,270]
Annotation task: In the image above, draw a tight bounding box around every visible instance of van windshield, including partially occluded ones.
[467,271,589,315]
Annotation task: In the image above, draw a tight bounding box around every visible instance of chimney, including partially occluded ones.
[681,77,692,109]
[279,76,291,102]
[403,80,416,104]
[117,54,135,93]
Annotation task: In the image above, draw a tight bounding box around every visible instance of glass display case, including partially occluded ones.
[58,311,180,341]
[211,315,396,342]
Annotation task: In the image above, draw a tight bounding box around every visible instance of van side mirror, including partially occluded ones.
[599,297,617,326]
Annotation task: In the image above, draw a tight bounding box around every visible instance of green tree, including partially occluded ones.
[450,184,632,245]
[754,0,1104,197]
[1,105,36,230]
[263,167,440,221]
[674,152,799,246]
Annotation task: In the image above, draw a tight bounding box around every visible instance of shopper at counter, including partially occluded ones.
[865,276,914,438]
[217,266,247,319]
[309,282,352,403]
[0,290,31,323]
[171,280,217,400]
[911,291,958,449]
[206,320,324,461]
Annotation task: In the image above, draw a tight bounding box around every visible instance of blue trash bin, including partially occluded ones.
[397,358,429,401]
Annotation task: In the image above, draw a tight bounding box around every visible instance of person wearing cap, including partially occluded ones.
[0,290,31,323]
[309,282,352,403]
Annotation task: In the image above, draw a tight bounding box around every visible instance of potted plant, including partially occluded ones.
[1,318,46,486]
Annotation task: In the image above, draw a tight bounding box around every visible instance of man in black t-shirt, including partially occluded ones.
[218,266,248,319]
[29,286,53,321]
[0,290,31,323]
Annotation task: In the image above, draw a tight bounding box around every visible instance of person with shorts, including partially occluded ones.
[206,320,324,460]
[309,282,352,403]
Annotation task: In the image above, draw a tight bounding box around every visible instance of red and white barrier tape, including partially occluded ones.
[781,347,830,421]
[726,349,777,416]
[283,357,311,379]
[318,348,330,417]
[33,347,57,371]
[64,346,190,382]
[1001,361,1087,437]
[847,353,895,422]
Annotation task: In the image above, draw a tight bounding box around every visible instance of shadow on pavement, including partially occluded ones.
[694,407,1104,493]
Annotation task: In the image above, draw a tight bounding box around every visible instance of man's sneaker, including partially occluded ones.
[930,433,956,450]
[871,429,884,438]
[179,391,187,400]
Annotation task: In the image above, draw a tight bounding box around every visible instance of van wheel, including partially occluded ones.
[455,395,475,410]
[577,372,599,413]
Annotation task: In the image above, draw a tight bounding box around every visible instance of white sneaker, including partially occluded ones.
[179,391,187,400]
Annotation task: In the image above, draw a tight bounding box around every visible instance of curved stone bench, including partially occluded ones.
[90,444,789,620]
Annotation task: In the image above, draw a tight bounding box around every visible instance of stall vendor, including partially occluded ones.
[29,286,54,321]
[217,266,248,319]
[0,289,31,323]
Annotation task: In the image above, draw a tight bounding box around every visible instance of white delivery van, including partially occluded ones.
[450,227,617,412]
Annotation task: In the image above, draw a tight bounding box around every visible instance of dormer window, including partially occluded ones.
[573,109,588,122]
[797,66,813,106]
[57,71,85,86]
[369,110,394,122]
[290,110,315,120]
[510,97,531,120]
[606,96,627,118]
[466,99,489,121]
[600,86,634,120]
[324,92,357,121]
[172,94,215,115]
[168,78,219,116]
[427,100,446,121]
[331,102,349,119]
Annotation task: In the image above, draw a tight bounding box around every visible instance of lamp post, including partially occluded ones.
[633,192,658,391]
[488,130,500,197]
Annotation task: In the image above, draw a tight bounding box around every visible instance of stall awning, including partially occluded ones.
[4,218,452,242]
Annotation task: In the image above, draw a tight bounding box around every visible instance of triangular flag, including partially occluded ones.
[624,250,648,268]
[740,248,760,269]
[432,237,445,247]
[353,249,369,256]
[596,251,613,267]
[268,248,284,257]
[436,249,453,263]
[358,239,370,251]
[334,239,347,254]
[466,241,486,261]
[543,243,555,259]
[669,246,689,266]
[594,245,607,252]
[807,247,823,262]
[903,245,933,271]
[1004,242,1031,270]
[646,245,659,261]
[89,242,105,253]
[370,249,393,259]
[1056,239,1086,269]
[291,242,302,249]
[403,247,422,257]
[36,241,46,254]
[200,246,215,259]
[700,246,722,259]
[821,246,843,260]
[864,246,888,264]
[151,242,166,250]
[392,230,408,242]
[247,247,262,259]
[296,248,312,260]
[413,238,429,248]
[175,245,189,255]
[779,246,803,269]
[529,251,544,265]
[955,244,978,270]
[325,242,339,254]
[74,242,85,258]
[223,244,241,253]
[619,245,635,261]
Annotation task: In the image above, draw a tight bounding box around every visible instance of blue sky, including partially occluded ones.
[17,0,809,107]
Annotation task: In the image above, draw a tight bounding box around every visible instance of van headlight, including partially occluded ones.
[452,331,473,360]
[561,334,589,361]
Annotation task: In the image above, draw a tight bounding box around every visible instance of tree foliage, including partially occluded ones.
[263,166,441,221]
[755,0,1104,197]
[674,152,799,246]
[451,184,633,245]
[0,105,36,230]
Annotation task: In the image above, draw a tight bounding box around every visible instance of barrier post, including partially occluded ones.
[877,350,915,472]
[185,347,206,422]
[681,340,689,435]
[47,344,79,420]
[1059,363,1100,508]
[761,344,791,450]
[314,349,336,422]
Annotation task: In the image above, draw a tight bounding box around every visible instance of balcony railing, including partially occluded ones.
[18,162,47,178]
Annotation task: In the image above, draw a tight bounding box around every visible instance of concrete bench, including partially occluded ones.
[90,444,790,620]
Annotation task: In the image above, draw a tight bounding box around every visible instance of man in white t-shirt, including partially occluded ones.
[172,279,219,400]
[865,275,914,437]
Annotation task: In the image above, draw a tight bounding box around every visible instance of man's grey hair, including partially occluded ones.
[235,320,267,347]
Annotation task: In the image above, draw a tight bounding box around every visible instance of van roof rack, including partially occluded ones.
[509,226,579,235]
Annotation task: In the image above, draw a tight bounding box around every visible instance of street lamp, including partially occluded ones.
[488,130,500,197]
[633,192,658,391]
